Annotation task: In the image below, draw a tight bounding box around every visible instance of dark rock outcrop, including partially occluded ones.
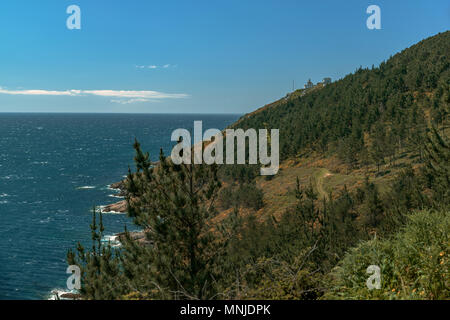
[116,230,152,246]
[59,292,81,300]
[109,180,128,197]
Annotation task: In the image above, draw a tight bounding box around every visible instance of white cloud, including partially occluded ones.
[110,98,151,104]
[135,64,176,69]
[82,90,188,99]
[0,87,189,101]
[0,87,81,96]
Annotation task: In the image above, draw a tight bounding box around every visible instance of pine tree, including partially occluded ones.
[67,139,227,300]
[359,178,384,231]
[121,139,224,299]
[423,127,450,206]
[370,123,386,173]
[67,207,122,299]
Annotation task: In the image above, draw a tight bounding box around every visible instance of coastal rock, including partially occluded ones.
[59,292,81,300]
[102,200,127,213]
[116,231,152,246]
[109,180,128,197]
[109,181,125,189]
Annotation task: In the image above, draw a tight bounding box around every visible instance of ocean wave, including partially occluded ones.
[0,193,9,203]
[39,217,52,224]
[76,186,96,190]
[1,174,20,180]
[96,205,125,214]
[105,185,120,192]
[108,194,125,199]
[102,210,125,214]
[101,234,121,247]
[31,161,49,165]
[105,183,125,199]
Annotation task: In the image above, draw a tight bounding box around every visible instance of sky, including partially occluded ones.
[0,0,448,114]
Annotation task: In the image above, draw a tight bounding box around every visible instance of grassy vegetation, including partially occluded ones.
[324,209,449,300]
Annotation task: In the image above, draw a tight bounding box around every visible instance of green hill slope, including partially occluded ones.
[219,31,449,220]
[232,31,449,163]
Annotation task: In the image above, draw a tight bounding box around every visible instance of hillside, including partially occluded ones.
[106,32,449,219]
[70,31,449,300]
[220,31,449,220]
[232,31,449,159]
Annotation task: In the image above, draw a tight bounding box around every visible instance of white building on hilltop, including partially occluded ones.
[304,79,314,89]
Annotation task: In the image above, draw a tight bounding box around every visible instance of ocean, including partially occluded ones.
[0,113,240,300]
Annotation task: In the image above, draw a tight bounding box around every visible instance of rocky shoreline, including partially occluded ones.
[116,230,152,246]
[104,179,152,246]
[103,160,159,214]
[102,180,128,214]
[102,199,127,213]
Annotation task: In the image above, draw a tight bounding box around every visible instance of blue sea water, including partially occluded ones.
[0,113,240,300]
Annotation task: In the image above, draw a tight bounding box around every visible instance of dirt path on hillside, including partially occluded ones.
[315,169,333,200]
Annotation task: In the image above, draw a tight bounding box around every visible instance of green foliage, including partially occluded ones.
[220,163,259,183]
[230,253,321,300]
[218,180,361,299]
[219,182,264,211]
[423,127,450,206]
[69,140,230,299]
[324,209,449,300]
[124,140,226,299]
[233,32,449,169]
[358,178,385,230]
[68,32,449,300]
[67,208,123,299]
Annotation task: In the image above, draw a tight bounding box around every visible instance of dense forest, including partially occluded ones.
[67,31,449,300]
[233,31,449,163]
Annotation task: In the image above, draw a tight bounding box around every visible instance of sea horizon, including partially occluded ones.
[0,112,243,115]
[0,113,240,299]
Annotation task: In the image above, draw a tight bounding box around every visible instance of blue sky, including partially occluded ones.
[0,0,448,114]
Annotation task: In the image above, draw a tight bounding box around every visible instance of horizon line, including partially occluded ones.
[0,111,243,115]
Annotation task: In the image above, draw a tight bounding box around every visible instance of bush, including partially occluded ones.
[219,183,264,211]
[324,208,449,299]
[233,253,321,300]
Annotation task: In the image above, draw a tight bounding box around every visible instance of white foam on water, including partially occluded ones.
[101,234,122,247]
[1,174,19,180]
[108,194,124,199]
[31,161,49,165]
[0,193,9,204]
[39,217,52,223]
[102,209,125,215]
[76,186,96,190]
[96,205,125,215]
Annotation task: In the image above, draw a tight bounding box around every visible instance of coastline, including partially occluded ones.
[102,180,128,214]
[104,180,151,245]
